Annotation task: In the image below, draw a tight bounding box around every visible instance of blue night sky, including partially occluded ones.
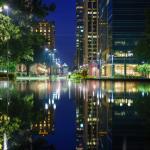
[44,0,76,66]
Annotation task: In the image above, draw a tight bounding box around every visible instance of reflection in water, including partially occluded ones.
[75,81,111,150]
[0,80,150,149]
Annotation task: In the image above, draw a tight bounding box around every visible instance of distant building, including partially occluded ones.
[33,21,55,50]
[75,0,84,69]
[99,0,150,77]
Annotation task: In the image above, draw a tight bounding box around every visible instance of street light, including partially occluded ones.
[4,5,9,11]
[45,48,49,52]
[1,5,9,78]
[0,7,2,12]
[110,54,114,78]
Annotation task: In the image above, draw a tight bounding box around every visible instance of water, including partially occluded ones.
[0,79,150,149]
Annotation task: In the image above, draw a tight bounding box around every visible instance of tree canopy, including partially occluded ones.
[0,0,55,72]
[0,14,20,44]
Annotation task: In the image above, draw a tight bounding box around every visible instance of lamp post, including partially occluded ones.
[3,5,9,79]
[1,6,9,150]
[49,49,56,76]
[111,54,114,78]
[124,52,127,79]
[44,48,49,75]
[49,52,52,76]
[45,48,57,77]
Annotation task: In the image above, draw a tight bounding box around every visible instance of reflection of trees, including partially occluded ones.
[0,115,21,147]
[0,87,35,149]
[135,96,150,131]
[137,83,150,93]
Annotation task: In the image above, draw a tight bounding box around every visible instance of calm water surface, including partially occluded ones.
[0,79,150,150]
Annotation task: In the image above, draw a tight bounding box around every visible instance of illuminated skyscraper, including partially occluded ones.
[83,0,99,65]
[34,21,55,50]
[75,0,84,68]
[100,0,150,77]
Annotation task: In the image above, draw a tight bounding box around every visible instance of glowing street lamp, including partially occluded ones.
[3,5,9,10]
[3,5,9,16]
[45,48,49,52]
[111,54,114,78]
[0,7,2,12]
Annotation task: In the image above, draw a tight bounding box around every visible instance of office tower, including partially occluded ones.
[83,0,99,65]
[75,0,84,69]
[34,21,55,50]
[100,0,150,77]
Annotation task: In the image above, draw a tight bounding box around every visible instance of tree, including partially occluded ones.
[0,14,20,54]
[135,64,150,78]
[0,0,56,75]
[4,0,56,18]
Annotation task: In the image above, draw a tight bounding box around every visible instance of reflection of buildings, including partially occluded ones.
[75,81,150,149]
[0,114,10,124]
[99,0,150,77]
[75,82,84,149]
[103,82,150,149]
[75,81,111,150]
[84,95,99,149]
[29,81,62,136]
[32,106,54,136]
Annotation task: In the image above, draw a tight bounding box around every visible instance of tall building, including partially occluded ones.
[75,0,84,68]
[100,0,150,77]
[83,0,99,65]
[34,21,55,50]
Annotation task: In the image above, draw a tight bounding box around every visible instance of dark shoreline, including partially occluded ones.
[85,78,150,82]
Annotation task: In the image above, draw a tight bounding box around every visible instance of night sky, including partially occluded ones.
[44,0,76,66]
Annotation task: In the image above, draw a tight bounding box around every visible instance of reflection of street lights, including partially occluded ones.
[1,6,9,149]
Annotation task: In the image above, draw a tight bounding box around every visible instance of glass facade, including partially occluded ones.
[84,0,99,64]
[76,0,84,68]
[100,0,150,76]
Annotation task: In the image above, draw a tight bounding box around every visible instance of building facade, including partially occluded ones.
[34,21,55,50]
[83,0,99,65]
[75,0,84,69]
[100,0,150,77]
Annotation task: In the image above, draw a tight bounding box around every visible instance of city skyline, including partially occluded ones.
[45,0,76,66]
[1,0,150,149]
